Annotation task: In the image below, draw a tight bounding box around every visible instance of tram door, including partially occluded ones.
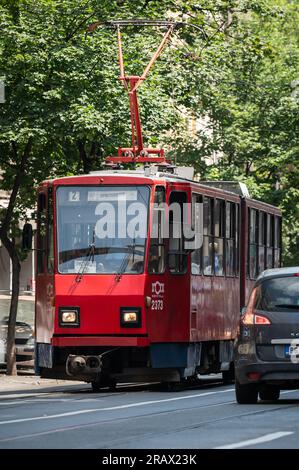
[35,187,55,345]
[147,188,190,343]
[167,191,190,341]
[147,186,167,341]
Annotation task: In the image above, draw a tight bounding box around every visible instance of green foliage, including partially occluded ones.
[171,0,299,265]
[0,0,298,263]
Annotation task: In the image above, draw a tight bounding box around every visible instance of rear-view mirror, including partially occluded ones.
[240,306,246,316]
[22,223,33,250]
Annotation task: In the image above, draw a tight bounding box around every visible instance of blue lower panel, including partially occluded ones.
[150,343,189,368]
[37,343,53,369]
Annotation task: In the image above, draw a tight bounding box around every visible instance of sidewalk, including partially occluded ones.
[0,294,34,301]
[0,371,84,394]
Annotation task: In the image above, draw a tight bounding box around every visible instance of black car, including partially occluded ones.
[0,319,35,366]
[235,267,299,404]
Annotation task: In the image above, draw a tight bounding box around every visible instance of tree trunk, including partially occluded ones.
[222,9,233,33]
[78,139,91,174]
[0,138,32,375]
[245,161,252,176]
[2,236,21,375]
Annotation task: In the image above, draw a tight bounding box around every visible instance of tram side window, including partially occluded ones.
[266,214,274,268]
[226,202,234,276]
[249,209,258,279]
[274,216,281,267]
[258,211,266,274]
[169,191,188,274]
[47,189,54,274]
[226,202,239,276]
[214,199,225,276]
[203,197,213,276]
[37,193,47,274]
[148,187,166,274]
[191,193,203,275]
[235,204,240,275]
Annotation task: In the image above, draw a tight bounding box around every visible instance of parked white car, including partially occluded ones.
[0,319,34,366]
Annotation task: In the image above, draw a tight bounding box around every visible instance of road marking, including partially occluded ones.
[0,397,110,405]
[0,398,96,405]
[0,388,234,425]
[0,393,48,399]
[215,431,294,449]
[1,398,299,445]
[1,388,298,408]
[0,400,236,443]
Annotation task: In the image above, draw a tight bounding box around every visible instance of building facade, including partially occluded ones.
[0,190,35,294]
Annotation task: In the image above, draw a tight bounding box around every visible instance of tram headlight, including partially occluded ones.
[120,307,141,328]
[59,307,80,327]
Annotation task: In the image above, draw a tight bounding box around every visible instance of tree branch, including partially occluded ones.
[0,137,33,236]
[65,11,97,42]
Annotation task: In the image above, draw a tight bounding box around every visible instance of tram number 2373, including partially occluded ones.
[151,299,164,310]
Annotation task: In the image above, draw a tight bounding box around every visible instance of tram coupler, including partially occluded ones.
[66,354,102,377]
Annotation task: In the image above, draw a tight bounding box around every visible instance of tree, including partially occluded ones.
[0,0,298,375]
[169,0,299,265]
[0,0,186,374]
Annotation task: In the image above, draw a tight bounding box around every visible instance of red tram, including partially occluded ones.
[35,171,281,388]
[34,21,282,389]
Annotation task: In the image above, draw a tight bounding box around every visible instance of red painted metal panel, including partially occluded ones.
[54,274,148,336]
[35,274,55,343]
[190,276,239,342]
[52,336,149,347]
[52,175,155,187]
[145,273,190,342]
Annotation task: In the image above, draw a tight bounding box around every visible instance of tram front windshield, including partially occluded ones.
[56,186,150,274]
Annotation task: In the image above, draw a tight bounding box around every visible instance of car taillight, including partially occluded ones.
[255,314,271,325]
[242,311,271,325]
[247,372,261,381]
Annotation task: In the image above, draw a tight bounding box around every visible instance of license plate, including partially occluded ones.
[285,344,299,358]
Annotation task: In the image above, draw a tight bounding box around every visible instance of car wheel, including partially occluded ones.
[259,388,280,401]
[235,379,258,404]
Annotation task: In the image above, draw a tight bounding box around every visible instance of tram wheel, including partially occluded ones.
[222,363,235,384]
[108,378,117,391]
[91,381,102,392]
[91,375,117,392]
[160,381,181,392]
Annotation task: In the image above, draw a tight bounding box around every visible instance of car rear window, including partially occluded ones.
[255,276,299,312]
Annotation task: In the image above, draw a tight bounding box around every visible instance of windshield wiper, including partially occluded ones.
[115,236,138,282]
[114,246,134,282]
[275,304,299,309]
[75,228,96,283]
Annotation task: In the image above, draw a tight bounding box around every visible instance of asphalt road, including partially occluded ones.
[0,376,299,450]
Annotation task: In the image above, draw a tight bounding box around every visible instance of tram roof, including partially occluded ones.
[48,168,250,198]
[43,168,280,213]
